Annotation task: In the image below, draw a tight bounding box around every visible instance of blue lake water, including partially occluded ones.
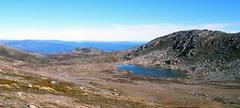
[116,64,186,78]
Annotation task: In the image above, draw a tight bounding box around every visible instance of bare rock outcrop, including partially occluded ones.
[124,30,240,81]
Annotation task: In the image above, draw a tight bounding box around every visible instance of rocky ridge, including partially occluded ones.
[124,30,240,81]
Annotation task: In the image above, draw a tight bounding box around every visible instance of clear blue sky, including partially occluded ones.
[0,0,239,41]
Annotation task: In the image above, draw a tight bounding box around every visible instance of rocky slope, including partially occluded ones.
[124,30,240,81]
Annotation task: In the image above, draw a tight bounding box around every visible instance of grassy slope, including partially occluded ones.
[0,45,47,64]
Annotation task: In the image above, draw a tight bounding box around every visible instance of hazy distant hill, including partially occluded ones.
[0,45,46,63]
[125,30,240,81]
[0,40,145,54]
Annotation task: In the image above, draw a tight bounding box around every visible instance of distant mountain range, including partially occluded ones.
[0,40,145,54]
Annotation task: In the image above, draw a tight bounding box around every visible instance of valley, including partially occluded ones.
[0,0,239,107]
[0,30,240,108]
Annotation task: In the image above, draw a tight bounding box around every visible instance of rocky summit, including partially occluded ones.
[124,30,240,81]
